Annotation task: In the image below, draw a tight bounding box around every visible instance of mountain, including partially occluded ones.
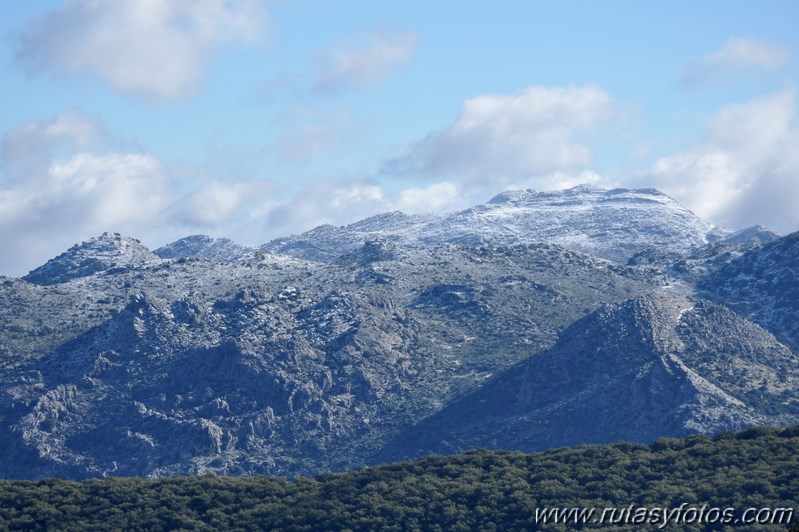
[718,224,781,246]
[377,291,799,462]
[1,185,796,481]
[0,276,119,371]
[154,235,252,261]
[627,224,782,283]
[263,185,727,263]
[700,231,799,350]
[23,232,161,285]
[0,237,654,479]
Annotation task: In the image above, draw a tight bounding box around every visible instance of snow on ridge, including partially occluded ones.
[155,235,251,261]
[26,185,742,272]
[260,184,731,263]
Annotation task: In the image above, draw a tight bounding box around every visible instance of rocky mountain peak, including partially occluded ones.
[719,225,781,246]
[154,235,251,261]
[23,233,160,286]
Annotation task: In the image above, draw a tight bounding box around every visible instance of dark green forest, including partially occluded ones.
[1,426,798,531]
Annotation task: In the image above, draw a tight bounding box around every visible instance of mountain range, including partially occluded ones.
[165,185,727,264]
[0,185,797,480]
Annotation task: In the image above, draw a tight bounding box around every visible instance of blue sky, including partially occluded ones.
[0,0,798,275]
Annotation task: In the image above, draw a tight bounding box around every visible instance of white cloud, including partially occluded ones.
[0,112,467,276]
[167,180,271,226]
[264,180,385,236]
[0,140,173,276]
[637,89,799,232]
[385,85,615,185]
[261,179,471,238]
[313,32,418,92]
[0,111,279,276]
[396,182,461,213]
[16,0,268,101]
[682,37,792,87]
[1,110,106,181]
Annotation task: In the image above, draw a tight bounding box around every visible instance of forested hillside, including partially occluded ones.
[1,426,797,530]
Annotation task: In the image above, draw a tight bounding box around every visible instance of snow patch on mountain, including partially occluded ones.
[23,233,161,285]
[155,235,252,261]
[264,185,728,263]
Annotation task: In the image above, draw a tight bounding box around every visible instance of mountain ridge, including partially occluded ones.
[2,185,797,481]
[262,185,730,263]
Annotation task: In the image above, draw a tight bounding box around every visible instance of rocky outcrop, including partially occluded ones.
[23,233,160,285]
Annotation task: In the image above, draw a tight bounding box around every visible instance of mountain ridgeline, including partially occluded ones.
[0,185,797,480]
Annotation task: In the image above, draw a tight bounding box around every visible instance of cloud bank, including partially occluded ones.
[385,85,615,185]
[0,111,470,276]
[0,112,173,274]
[638,88,799,233]
[15,0,268,101]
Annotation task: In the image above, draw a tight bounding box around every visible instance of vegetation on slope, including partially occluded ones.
[0,426,797,530]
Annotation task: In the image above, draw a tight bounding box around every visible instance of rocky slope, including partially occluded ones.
[699,231,799,350]
[0,236,654,479]
[377,291,799,462]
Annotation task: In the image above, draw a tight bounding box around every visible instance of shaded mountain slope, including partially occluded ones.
[700,231,799,350]
[377,292,799,463]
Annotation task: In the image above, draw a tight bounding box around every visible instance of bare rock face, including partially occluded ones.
[376,292,799,462]
[0,288,427,478]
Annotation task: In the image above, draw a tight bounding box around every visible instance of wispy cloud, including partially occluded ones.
[635,88,799,232]
[167,180,272,227]
[15,0,268,101]
[313,32,418,92]
[268,108,367,165]
[384,85,615,186]
[682,37,792,87]
[1,109,106,181]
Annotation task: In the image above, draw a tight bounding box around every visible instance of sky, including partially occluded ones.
[0,0,798,276]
